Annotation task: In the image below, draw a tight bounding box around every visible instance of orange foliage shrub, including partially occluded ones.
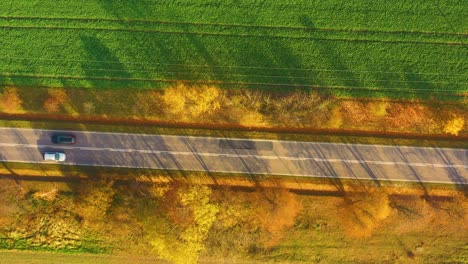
[226,90,270,127]
[133,91,161,118]
[386,103,435,132]
[0,87,23,113]
[339,189,391,238]
[367,100,389,117]
[341,100,371,125]
[43,88,68,113]
[211,186,303,248]
[391,196,437,234]
[250,188,303,247]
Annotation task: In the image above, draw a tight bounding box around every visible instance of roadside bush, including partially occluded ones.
[0,87,23,113]
[386,103,437,133]
[341,100,370,125]
[161,83,222,120]
[5,193,86,251]
[443,116,465,136]
[0,179,20,228]
[150,185,219,264]
[367,100,389,117]
[75,177,115,227]
[340,189,391,238]
[251,188,303,248]
[43,88,68,113]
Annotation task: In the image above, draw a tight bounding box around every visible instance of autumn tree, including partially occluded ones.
[367,100,389,117]
[227,90,270,127]
[250,188,303,247]
[0,87,23,113]
[75,177,115,227]
[386,103,437,133]
[339,188,391,238]
[43,88,68,113]
[4,187,85,250]
[161,83,222,120]
[443,116,465,136]
[272,91,321,127]
[150,185,219,264]
[207,186,303,252]
[327,105,343,128]
[0,179,20,227]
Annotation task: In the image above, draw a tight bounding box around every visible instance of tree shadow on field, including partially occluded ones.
[369,64,441,100]
[80,35,133,88]
[177,21,224,82]
[299,16,364,98]
[231,39,313,91]
[401,66,442,100]
[94,1,194,86]
[1,57,47,112]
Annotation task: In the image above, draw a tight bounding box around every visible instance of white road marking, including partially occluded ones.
[0,126,465,151]
[0,158,465,185]
[0,142,466,169]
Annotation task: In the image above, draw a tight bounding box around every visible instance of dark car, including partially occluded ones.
[51,134,76,144]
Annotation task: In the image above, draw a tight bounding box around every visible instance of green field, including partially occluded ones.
[0,0,467,99]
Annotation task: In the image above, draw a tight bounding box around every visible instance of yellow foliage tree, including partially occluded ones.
[151,185,219,264]
[328,105,343,128]
[238,110,268,127]
[443,117,465,136]
[161,83,222,120]
[75,178,115,227]
[0,87,23,113]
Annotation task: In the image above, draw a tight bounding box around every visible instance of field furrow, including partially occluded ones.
[0,0,466,99]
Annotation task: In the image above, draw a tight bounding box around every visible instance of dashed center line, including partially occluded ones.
[0,142,465,169]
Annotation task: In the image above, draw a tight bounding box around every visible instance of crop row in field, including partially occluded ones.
[3,1,466,33]
[0,0,466,99]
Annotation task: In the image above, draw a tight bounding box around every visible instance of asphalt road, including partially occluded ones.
[0,127,466,184]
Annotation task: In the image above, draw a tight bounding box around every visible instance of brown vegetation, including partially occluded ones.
[0,176,465,263]
[75,177,115,227]
[0,179,20,227]
[0,87,23,113]
[43,88,68,113]
[340,188,391,238]
[0,85,466,137]
[251,188,303,247]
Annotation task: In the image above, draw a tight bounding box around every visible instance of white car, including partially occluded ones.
[43,152,66,162]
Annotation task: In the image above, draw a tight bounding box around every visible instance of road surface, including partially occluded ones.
[0,127,466,184]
